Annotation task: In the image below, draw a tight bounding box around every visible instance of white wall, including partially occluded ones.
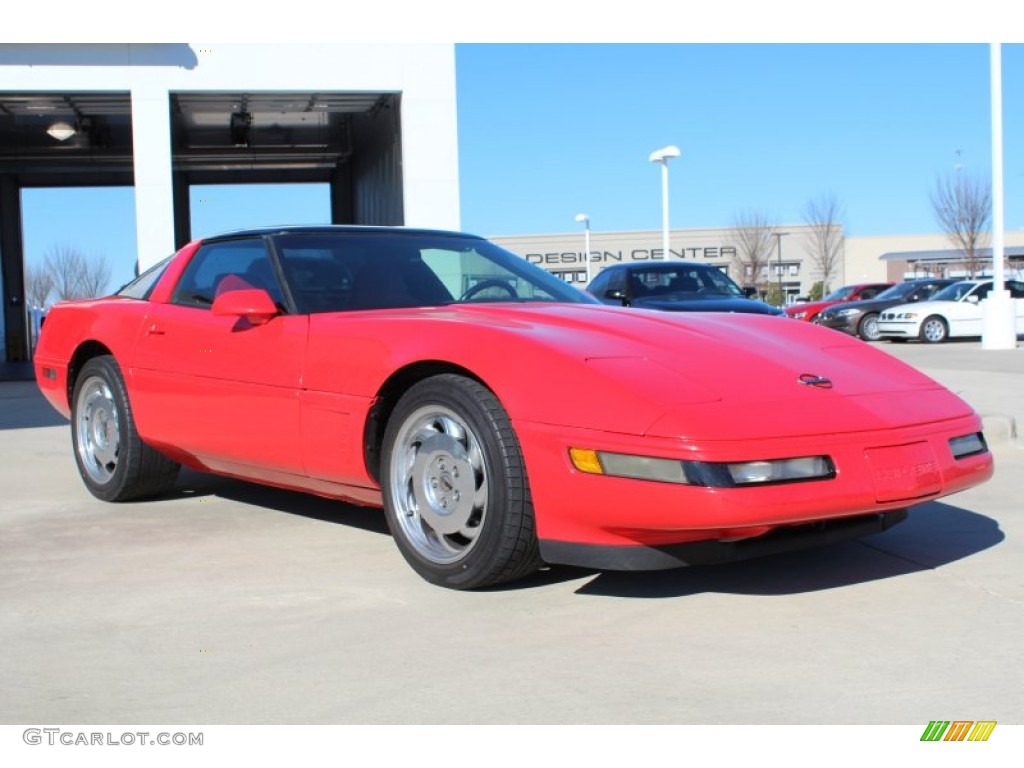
[0,44,461,268]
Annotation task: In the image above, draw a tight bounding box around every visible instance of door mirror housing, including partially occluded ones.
[604,289,628,305]
[212,288,279,325]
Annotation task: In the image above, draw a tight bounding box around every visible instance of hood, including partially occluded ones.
[883,299,961,316]
[445,304,965,440]
[818,297,893,317]
[308,303,970,441]
[784,300,830,318]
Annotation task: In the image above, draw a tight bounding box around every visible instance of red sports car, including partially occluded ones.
[785,282,895,323]
[34,227,993,589]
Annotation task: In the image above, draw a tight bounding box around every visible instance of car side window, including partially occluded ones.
[1008,281,1024,299]
[170,239,285,310]
[588,271,609,296]
[606,270,626,294]
[861,287,884,300]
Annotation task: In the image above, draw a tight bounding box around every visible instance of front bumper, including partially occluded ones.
[877,320,920,338]
[517,412,993,554]
[817,314,858,335]
[540,509,908,570]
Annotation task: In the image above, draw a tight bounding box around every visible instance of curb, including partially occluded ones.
[980,413,1021,449]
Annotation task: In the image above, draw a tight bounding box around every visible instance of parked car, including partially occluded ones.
[34,226,993,589]
[877,279,1024,343]
[816,279,957,341]
[586,262,784,315]
[784,282,894,323]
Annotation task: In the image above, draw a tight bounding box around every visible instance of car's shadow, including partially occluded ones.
[168,470,1003,598]
[172,468,392,535]
[0,382,70,430]
[559,500,1003,598]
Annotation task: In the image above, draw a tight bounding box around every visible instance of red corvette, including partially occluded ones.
[35,227,993,588]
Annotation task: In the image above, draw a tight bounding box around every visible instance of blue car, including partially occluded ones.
[586,262,783,316]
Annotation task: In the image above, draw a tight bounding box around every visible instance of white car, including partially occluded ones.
[877,279,1024,343]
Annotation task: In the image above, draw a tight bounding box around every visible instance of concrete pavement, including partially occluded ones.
[0,342,1021,725]
[878,339,1024,448]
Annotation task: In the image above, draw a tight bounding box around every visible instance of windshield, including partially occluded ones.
[271,232,596,313]
[115,256,173,300]
[873,282,919,301]
[823,285,856,301]
[930,281,982,302]
[628,265,744,299]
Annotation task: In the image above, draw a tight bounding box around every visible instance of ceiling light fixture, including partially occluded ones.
[46,121,76,141]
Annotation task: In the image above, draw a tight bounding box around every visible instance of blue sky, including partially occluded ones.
[17,43,1023,293]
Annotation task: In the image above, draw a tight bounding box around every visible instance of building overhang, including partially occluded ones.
[880,246,1024,262]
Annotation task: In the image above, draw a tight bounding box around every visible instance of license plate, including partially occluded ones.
[864,442,941,502]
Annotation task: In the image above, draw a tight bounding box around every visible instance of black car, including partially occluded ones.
[586,262,784,316]
[816,278,957,341]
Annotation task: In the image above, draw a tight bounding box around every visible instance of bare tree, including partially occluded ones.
[930,172,991,278]
[802,192,845,295]
[728,209,776,295]
[24,264,56,309]
[44,245,112,300]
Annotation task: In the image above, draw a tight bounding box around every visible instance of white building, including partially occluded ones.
[0,43,460,364]
[491,227,1024,301]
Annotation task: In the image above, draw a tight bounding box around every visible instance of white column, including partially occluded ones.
[981,42,1016,350]
[130,84,177,270]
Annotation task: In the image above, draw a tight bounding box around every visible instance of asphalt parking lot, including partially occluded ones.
[1,340,1022,726]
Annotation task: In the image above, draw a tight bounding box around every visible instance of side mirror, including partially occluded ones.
[742,287,758,298]
[966,294,980,304]
[604,289,628,305]
[212,288,279,325]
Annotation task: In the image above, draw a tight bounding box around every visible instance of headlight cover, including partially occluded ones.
[569,449,836,488]
[949,432,988,459]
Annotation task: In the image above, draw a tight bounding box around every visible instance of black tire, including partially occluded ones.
[857,313,882,342]
[919,315,948,344]
[381,374,541,589]
[70,355,180,502]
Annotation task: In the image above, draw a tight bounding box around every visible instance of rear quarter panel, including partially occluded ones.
[34,298,151,418]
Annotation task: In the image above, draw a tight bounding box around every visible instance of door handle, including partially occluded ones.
[146,324,166,337]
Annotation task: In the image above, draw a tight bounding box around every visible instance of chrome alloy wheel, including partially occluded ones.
[921,316,948,343]
[388,405,489,564]
[860,314,881,341]
[75,375,121,485]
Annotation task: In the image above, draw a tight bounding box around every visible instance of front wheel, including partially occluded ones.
[381,374,541,589]
[71,355,180,501]
[919,316,948,344]
[857,313,882,341]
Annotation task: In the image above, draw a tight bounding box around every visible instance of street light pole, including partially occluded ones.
[648,145,681,260]
[774,231,789,306]
[575,213,591,285]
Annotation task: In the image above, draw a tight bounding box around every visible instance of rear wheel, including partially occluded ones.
[857,313,882,341]
[381,374,541,589]
[919,316,948,344]
[71,356,180,501]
